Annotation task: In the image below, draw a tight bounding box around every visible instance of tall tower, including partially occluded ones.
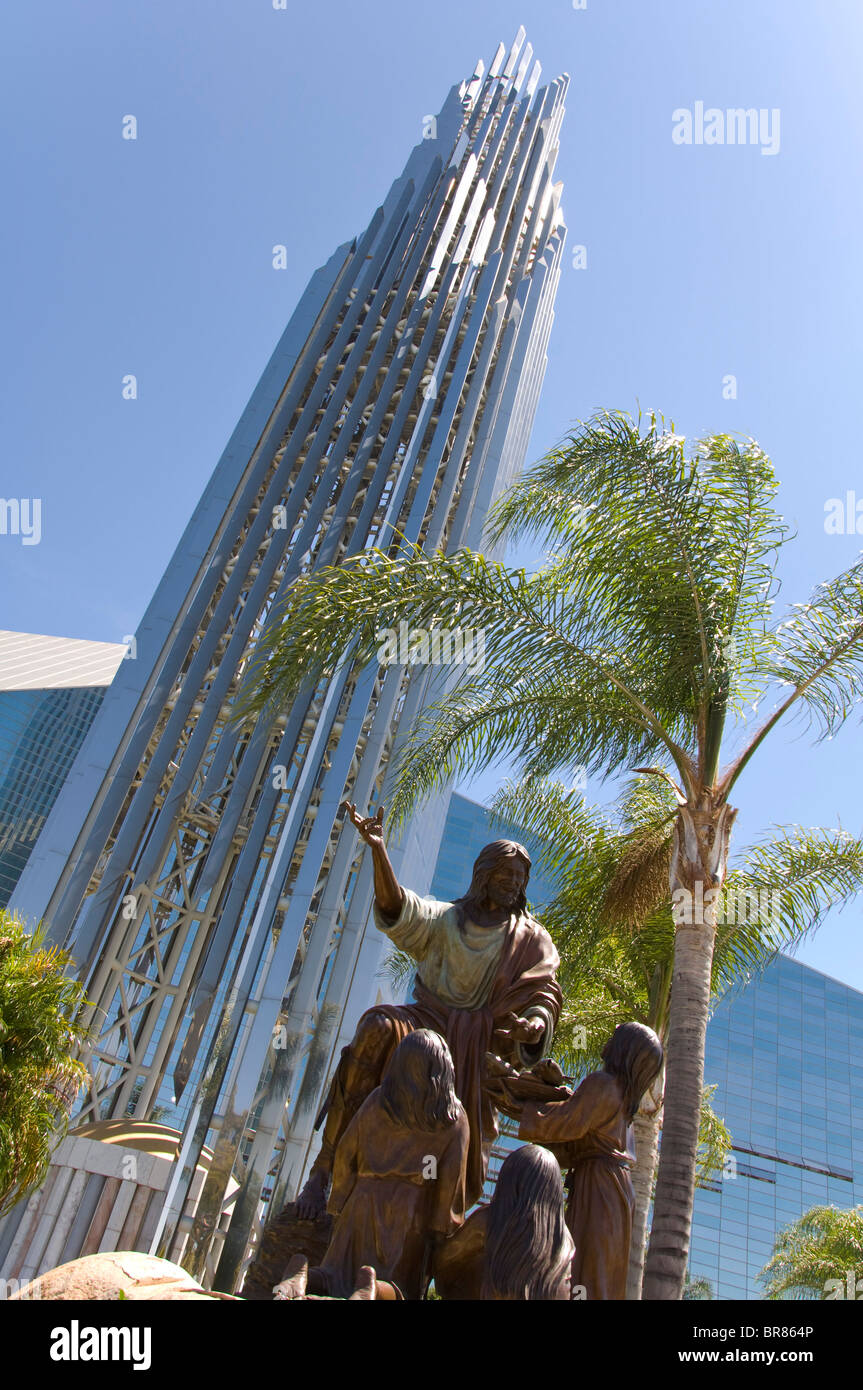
[5,30,566,1287]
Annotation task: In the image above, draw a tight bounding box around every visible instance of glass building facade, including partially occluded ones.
[434,794,863,1295]
[690,953,863,1299]
[0,685,108,907]
[429,791,558,908]
[0,631,126,909]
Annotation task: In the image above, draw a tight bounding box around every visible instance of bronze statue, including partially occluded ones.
[485,1022,663,1300]
[280,1031,468,1300]
[433,1143,574,1300]
[243,1202,332,1300]
[274,1258,403,1300]
[297,804,562,1217]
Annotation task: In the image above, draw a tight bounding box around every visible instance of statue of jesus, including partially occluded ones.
[296,802,562,1219]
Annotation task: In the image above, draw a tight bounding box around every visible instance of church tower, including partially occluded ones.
[4,29,566,1288]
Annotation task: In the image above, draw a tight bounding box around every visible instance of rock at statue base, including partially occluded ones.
[9,1251,237,1300]
[241,1202,332,1300]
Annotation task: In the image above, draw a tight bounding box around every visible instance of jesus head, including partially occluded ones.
[462,839,531,915]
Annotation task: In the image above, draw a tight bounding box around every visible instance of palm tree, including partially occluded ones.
[683,1273,715,1300]
[0,911,89,1215]
[487,773,863,1297]
[759,1206,863,1299]
[242,409,863,1298]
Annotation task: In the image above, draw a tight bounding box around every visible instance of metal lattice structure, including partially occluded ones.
[4,29,567,1288]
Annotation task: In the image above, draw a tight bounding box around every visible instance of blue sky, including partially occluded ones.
[2,0,862,986]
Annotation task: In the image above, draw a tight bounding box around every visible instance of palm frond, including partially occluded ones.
[723,557,863,795]
[486,410,788,737]
[696,1084,733,1187]
[713,826,863,992]
[386,665,678,829]
[759,1205,863,1299]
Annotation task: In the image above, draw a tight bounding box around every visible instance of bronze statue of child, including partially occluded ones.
[277,1029,468,1300]
[484,1021,663,1300]
[433,1142,574,1300]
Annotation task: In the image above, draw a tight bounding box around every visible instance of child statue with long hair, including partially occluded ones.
[433,1142,574,1300]
[485,1021,663,1300]
[292,1030,469,1300]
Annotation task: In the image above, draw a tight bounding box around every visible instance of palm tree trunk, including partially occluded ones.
[642,800,736,1300]
[626,1088,662,1299]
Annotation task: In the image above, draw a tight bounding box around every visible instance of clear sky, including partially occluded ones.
[2,1,862,986]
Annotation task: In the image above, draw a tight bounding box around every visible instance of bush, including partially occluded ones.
[0,912,90,1215]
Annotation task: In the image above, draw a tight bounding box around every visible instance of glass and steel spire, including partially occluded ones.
[6,28,567,1286]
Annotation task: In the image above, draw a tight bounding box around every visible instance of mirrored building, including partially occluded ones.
[690,954,863,1300]
[1,31,568,1289]
[0,632,126,908]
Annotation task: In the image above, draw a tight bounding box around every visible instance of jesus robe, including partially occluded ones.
[372,888,562,1208]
